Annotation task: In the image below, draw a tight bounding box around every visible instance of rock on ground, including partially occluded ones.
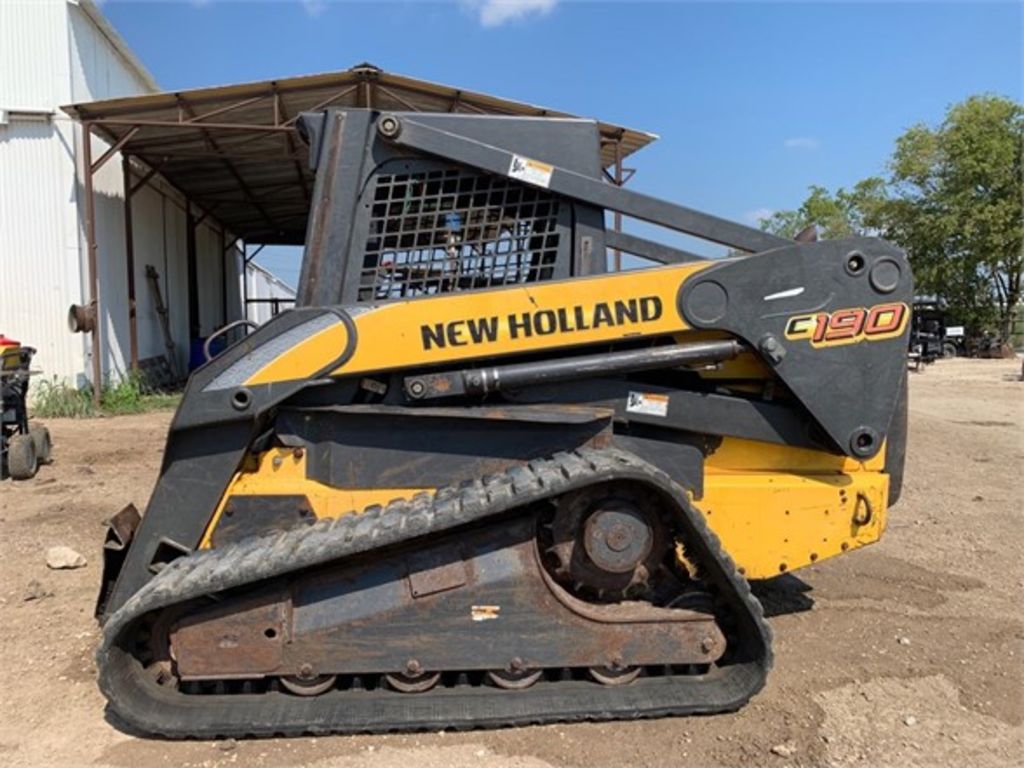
[45,545,87,570]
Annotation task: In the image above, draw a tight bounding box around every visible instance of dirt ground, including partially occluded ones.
[1,358,1021,768]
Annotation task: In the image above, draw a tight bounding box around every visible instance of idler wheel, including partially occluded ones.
[385,670,441,693]
[280,674,337,696]
[588,665,642,686]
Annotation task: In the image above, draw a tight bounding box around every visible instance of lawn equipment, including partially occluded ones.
[94,109,912,737]
[1,335,51,480]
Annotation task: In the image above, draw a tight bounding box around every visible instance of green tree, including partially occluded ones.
[763,95,1024,337]
[760,180,886,240]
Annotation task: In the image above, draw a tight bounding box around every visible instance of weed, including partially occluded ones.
[32,378,95,418]
[31,374,180,418]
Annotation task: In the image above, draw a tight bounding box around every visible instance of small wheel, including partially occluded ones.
[280,674,337,696]
[384,670,441,693]
[942,342,957,359]
[588,665,641,686]
[30,425,51,465]
[7,433,37,480]
[487,668,543,690]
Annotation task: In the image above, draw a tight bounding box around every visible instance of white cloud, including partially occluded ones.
[463,0,558,28]
[745,207,775,224]
[301,0,328,17]
[783,137,820,150]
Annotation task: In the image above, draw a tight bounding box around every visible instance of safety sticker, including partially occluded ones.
[471,605,501,621]
[508,154,553,188]
[626,391,669,418]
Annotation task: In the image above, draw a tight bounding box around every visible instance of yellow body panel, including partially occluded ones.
[695,471,888,579]
[245,261,713,386]
[198,448,429,549]
[704,437,886,474]
[245,322,352,388]
[203,441,892,580]
[213,261,897,579]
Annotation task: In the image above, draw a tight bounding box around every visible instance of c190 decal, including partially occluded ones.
[784,302,909,348]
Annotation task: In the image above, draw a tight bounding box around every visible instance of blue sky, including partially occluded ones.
[101,0,1022,287]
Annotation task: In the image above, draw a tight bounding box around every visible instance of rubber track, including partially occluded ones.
[98,447,773,738]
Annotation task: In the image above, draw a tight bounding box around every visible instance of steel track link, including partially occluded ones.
[97,447,773,738]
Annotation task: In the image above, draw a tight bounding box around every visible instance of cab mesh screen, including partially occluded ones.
[358,167,561,301]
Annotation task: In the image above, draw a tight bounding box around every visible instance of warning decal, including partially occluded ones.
[626,391,669,418]
[508,154,553,188]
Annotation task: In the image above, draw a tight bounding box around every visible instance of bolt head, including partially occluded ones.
[378,115,402,138]
[605,523,632,552]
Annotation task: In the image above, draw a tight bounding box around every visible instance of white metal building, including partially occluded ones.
[0,0,294,388]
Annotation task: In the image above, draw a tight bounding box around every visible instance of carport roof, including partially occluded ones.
[63,63,658,245]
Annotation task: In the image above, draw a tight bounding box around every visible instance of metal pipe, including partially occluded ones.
[82,122,102,407]
[404,340,745,400]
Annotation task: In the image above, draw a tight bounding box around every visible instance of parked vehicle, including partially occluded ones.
[1,335,51,479]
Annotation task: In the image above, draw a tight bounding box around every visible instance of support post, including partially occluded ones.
[241,244,249,324]
[186,201,199,341]
[122,155,139,373]
[82,122,102,407]
[219,229,228,326]
[612,138,623,272]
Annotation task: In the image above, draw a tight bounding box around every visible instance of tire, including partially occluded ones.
[30,425,52,465]
[942,342,957,359]
[7,433,38,480]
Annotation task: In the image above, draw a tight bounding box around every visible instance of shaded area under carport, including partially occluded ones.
[62,62,657,404]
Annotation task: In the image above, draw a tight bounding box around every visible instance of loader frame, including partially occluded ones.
[94,109,912,738]
[98,109,912,619]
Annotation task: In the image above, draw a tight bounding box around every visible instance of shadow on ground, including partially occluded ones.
[750,573,815,618]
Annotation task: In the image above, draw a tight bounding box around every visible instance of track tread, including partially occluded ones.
[98,447,772,738]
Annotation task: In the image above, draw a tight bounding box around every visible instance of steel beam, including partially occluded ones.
[613,137,623,271]
[122,155,139,373]
[89,118,293,133]
[81,122,103,407]
[383,116,789,254]
[603,229,704,264]
[174,98,283,236]
[91,126,140,174]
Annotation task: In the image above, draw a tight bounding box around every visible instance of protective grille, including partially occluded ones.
[358,167,561,301]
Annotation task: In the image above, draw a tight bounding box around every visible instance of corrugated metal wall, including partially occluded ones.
[0,0,69,110]
[0,117,87,385]
[0,0,85,385]
[245,263,297,326]
[0,0,262,387]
